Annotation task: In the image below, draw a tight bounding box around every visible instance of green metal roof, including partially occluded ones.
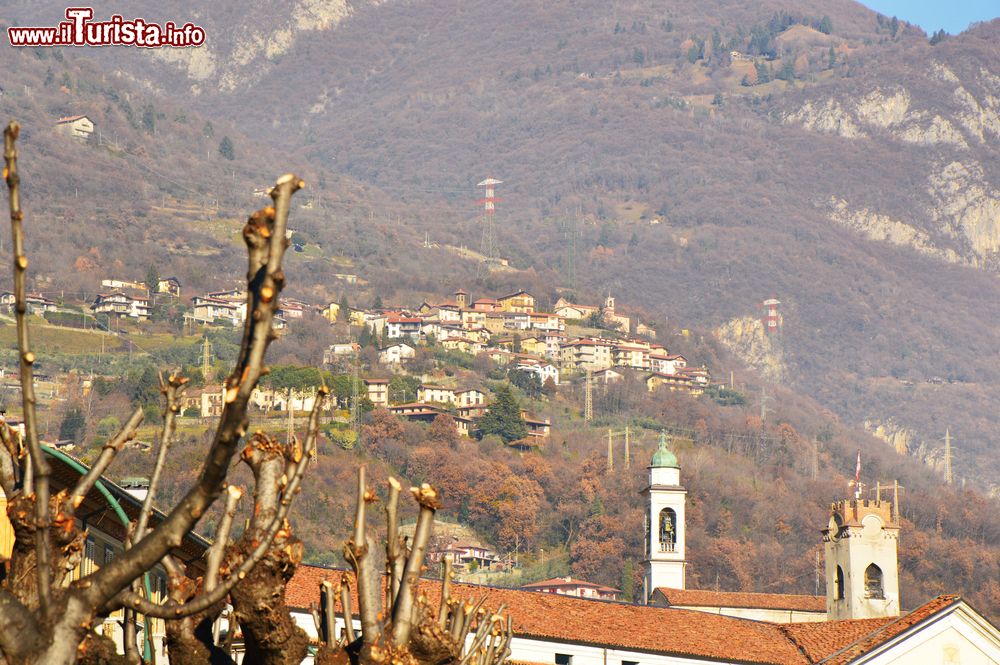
[651,431,679,468]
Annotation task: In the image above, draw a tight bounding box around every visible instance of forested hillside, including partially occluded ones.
[5,1,999,486]
[2,0,1000,623]
[93,329,1000,621]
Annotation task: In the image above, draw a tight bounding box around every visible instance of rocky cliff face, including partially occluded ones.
[864,419,913,455]
[714,316,785,382]
[138,1,360,93]
[786,64,1000,269]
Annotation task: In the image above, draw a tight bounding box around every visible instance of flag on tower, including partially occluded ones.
[855,450,861,485]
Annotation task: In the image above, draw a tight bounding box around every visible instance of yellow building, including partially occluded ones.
[0,445,210,663]
[319,301,340,323]
[497,290,536,314]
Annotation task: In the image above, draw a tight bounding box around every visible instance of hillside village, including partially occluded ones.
[0,276,714,444]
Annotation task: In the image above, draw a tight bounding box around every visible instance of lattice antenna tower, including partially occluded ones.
[202,337,212,383]
[584,368,593,422]
[944,429,954,485]
[350,354,361,448]
[476,177,503,274]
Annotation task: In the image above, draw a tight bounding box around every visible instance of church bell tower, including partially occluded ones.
[822,493,900,620]
[642,432,687,602]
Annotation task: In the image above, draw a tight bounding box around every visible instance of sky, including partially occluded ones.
[860,0,999,35]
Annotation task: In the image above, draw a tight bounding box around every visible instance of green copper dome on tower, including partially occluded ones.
[651,431,679,468]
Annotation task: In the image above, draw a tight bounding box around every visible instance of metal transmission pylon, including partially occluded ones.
[944,429,954,485]
[606,426,632,473]
[201,337,212,383]
[349,355,361,450]
[476,177,502,275]
[584,368,593,422]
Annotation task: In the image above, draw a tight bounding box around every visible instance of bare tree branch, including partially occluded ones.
[390,484,441,648]
[344,466,382,647]
[111,389,323,620]
[385,476,404,609]
[4,120,52,619]
[334,577,354,645]
[68,407,143,513]
[77,175,302,616]
[134,374,187,541]
[205,485,243,593]
[0,423,17,497]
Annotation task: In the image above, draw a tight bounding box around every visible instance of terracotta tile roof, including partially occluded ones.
[285,566,807,664]
[809,595,962,664]
[521,576,621,593]
[778,617,893,663]
[656,587,826,612]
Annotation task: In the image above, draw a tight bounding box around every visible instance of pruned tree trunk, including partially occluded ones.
[315,469,513,665]
[0,120,319,665]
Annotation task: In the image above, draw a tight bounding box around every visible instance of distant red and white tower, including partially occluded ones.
[762,296,782,334]
[476,177,503,272]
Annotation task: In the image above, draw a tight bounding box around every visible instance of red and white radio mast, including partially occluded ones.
[762,296,782,334]
[476,177,502,272]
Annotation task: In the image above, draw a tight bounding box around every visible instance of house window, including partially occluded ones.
[555,655,572,665]
[83,537,96,575]
[865,564,884,599]
[104,544,115,566]
[835,565,845,600]
[623,660,639,665]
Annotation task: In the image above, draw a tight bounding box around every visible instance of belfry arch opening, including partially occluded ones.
[835,565,845,600]
[865,563,884,599]
[659,508,677,552]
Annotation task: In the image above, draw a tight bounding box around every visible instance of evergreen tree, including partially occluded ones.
[828,46,836,69]
[59,406,86,442]
[145,265,160,295]
[509,369,541,399]
[477,383,527,443]
[218,136,235,161]
[755,60,770,83]
[372,294,384,309]
[202,120,214,137]
[359,325,374,348]
[778,59,795,82]
[141,103,155,134]
[817,15,833,35]
[621,561,635,602]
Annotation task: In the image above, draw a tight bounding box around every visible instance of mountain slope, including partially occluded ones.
[5,1,1000,486]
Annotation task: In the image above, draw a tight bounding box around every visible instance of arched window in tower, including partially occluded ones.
[835,566,845,600]
[865,564,884,599]
[659,508,677,552]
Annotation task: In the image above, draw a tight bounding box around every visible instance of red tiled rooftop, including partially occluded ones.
[778,617,893,663]
[285,568,976,665]
[810,595,962,665]
[285,566,807,664]
[521,577,621,593]
[656,587,827,612]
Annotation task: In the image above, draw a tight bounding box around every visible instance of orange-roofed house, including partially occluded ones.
[278,566,1000,665]
[55,114,94,141]
[521,576,622,601]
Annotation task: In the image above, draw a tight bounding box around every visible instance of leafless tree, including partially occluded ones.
[0,120,514,665]
[0,120,322,665]
[312,468,513,665]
